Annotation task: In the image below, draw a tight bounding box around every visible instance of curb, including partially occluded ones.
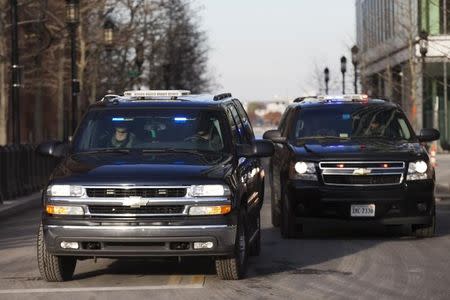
[0,192,42,220]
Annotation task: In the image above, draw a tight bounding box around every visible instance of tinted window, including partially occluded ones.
[73,109,229,153]
[229,105,251,144]
[290,105,414,143]
[226,107,240,144]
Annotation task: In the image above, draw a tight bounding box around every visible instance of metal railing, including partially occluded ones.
[0,145,58,203]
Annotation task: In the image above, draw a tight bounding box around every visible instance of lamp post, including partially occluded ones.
[135,43,144,89]
[340,56,347,94]
[66,0,80,137]
[351,45,359,94]
[104,18,114,93]
[10,0,21,143]
[324,67,330,95]
[419,30,439,151]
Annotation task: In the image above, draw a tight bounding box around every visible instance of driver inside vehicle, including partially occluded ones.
[110,124,136,148]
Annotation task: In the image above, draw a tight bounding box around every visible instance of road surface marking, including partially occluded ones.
[0,284,203,294]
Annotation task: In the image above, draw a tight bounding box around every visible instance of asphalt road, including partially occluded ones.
[1,197,450,299]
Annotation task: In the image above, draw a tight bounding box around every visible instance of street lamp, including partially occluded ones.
[351,45,359,94]
[419,30,429,59]
[104,18,114,50]
[340,56,347,94]
[324,67,330,95]
[66,0,80,137]
[104,18,115,93]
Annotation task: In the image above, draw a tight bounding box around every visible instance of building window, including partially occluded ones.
[420,0,449,34]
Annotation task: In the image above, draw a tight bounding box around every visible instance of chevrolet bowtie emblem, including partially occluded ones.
[122,196,146,208]
[353,168,371,176]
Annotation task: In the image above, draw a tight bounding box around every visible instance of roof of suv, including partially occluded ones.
[290,95,398,109]
[90,91,237,109]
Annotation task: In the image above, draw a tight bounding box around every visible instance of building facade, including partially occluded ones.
[356,0,450,149]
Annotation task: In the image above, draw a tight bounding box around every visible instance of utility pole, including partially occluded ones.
[10,0,20,144]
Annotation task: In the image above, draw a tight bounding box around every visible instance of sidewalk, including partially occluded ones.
[0,192,41,219]
[435,154,450,200]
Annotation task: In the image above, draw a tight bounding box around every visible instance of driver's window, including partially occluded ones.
[229,105,251,145]
[398,116,411,140]
[226,107,240,144]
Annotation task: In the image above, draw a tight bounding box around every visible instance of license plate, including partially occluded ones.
[351,204,375,217]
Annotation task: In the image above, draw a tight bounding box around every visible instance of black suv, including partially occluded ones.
[36,90,273,281]
[264,95,440,238]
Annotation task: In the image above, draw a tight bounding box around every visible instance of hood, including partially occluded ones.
[292,139,427,161]
[50,152,233,185]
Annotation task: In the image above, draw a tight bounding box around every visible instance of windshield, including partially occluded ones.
[72,109,229,153]
[290,105,415,143]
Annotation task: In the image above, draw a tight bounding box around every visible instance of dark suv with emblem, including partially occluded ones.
[264,95,440,238]
[36,90,273,281]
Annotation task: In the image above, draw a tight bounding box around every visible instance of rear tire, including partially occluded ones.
[215,211,248,280]
[37,223,77,282]
[280,190,296,239]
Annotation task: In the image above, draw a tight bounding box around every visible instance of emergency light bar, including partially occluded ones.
[123,90,191,97]
[316,94,369,102]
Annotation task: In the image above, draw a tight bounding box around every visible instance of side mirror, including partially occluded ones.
[263,129,286,144]
[236,140,274,158]
[36,141,70,158]
[418,128,440,143]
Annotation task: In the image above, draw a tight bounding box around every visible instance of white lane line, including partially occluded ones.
[0,283,204,294]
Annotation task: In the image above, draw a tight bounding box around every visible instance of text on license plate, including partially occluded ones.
[351,204,375,217]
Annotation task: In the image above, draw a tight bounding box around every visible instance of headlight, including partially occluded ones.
[188,205,231,216]
[187,185,231,197]
[291,162,317,181]
[47,185,85,197]
[407,160,430,180]
[46,205,84,216]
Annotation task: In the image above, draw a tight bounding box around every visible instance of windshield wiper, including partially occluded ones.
[142,148,218,155]
[76,148,131,154]
[298,136,349,141]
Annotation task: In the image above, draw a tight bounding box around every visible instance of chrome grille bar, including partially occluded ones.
[319,161,405,186]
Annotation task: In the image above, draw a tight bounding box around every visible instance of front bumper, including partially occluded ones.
[287,179,435,225]
[43,223,236,257]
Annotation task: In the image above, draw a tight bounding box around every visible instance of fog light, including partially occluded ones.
[60,241,79,249]
[417,203,427,212]
[193,241,214,249]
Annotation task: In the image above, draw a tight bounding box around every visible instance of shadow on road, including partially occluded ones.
[73,257,216,280]
[246,204,450,279]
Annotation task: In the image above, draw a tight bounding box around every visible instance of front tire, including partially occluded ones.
[412,213,436,238]
[37,223,77,282]
[271,176,281,227]
[215,211,249,280]
[249,213,261,256]
[280,190,296,239]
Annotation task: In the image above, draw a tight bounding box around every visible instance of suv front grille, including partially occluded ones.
[86,188,187,198]
[319,161,405,186]
[88,205,185,215]
[323,174,402,185]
